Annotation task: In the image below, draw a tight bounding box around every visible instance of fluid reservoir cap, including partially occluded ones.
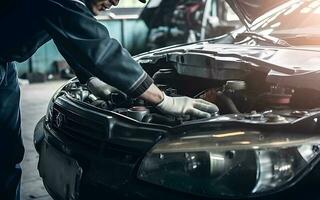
[225,81,246,91]
[128,106,150,121]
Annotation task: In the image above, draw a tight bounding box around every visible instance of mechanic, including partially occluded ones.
[0,0,218,199]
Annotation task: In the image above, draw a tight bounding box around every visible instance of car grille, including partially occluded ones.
[48,95,165,154]
[51,103,107,148]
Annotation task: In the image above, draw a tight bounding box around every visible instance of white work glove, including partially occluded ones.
[156,93,219,118]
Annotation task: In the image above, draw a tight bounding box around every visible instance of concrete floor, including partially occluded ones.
[20,81,66,200]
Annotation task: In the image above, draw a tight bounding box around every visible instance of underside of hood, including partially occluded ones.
[140,0,207,29]
[140,0,179,28]
[226,0,290,28]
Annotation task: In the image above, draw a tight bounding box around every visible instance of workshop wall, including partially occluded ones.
[16,19,148,76]
[101,19,149,55]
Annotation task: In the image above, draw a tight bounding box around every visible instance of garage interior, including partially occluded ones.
[6,0,320,199]
[19,1,239,199]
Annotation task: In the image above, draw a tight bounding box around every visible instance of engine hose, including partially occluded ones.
[87,77,127,101]
[216,91,240,114]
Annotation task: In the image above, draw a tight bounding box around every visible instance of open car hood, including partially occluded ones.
[140,0,180,28]
[140,0,207,28]
[226,0,290,28]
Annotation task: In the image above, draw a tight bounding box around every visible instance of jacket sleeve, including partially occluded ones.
[41,0,153,97]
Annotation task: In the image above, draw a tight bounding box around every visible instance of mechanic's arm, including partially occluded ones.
[41,0,218,118]
[42,0,151,96]
[87,77,219,118]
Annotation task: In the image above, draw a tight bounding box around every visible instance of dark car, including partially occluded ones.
[34,0,320,199]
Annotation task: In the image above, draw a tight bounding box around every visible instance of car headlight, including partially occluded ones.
[138,129,320,198]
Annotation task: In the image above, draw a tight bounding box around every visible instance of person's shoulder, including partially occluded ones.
[44,0,86,6]
[41,0,95,19]
[69,0,86,7]
[46,0,90,11]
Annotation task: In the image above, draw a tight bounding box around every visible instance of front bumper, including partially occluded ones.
[35,117,320,200]
[34,117,200,200]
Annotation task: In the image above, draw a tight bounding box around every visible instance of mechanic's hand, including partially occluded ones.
[156,93,219,118]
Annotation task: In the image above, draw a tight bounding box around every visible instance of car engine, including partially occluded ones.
[59,65,320,127]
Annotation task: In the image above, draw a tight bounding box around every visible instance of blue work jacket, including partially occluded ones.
[0,0,152,97]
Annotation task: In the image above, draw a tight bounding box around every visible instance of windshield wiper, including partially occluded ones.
[236,32,291,47]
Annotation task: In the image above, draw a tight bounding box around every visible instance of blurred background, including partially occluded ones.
[16,0,239,84]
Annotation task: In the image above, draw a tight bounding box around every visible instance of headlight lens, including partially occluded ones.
[138,130,320,198]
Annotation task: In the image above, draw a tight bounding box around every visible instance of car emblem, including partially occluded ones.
[55,112,65,128]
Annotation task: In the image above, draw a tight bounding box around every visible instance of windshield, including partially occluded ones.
[251,1,320,40]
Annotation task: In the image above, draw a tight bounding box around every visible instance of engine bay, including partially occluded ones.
[58,63,320,127]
